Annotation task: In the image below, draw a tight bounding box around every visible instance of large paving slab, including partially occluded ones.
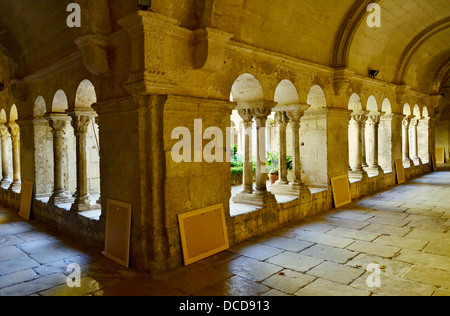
[0,171,449,296]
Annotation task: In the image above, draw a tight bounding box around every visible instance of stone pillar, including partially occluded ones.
[402,116,413,168]
[287,105,310,193]
[238,109,254,195]
[418,117,430,164]
[32,117,54,198]
[253,108,271,196]
[366,112,383,175]
[8,123,21,192]
[233,101,276,207]
[361,121,368,169]
[349,111,368,180]
[45,114,73,205]
[410,118,422,166]
[379,113,393,172]
[275,112,289,185]
[67,109,98,212]
[0,125,12,187]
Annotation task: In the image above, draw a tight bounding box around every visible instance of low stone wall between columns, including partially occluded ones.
[228,163,432,251]
[0,188,105,251]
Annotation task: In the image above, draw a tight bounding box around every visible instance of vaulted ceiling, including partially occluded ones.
[0,0,448,96]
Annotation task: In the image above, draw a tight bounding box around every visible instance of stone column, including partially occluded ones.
[67,109,98,212]
[253,107,271,196]
[233,101,276,207]
[8,123,21,192]
[402,116,413,168]
[0,125,12,187]
[274,111,289,185]
[361,121,368,169]
[410,118,422,166]
[45,114,73,205]
[366,112,383,175]
[285,104,311,196]
[349,111,369,180]
[238,109,254,195]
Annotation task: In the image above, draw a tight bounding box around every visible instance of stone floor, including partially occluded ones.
[1,172,450,296]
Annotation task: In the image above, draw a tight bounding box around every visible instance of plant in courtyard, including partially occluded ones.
[266,152,293,175]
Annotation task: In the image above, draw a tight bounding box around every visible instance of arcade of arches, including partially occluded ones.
[0,0,449,274]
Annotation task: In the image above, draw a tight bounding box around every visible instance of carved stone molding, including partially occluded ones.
[118,11,183,96]
[192,27,233,72]
[333,68,354,97]
[9,80,27,103]
[74,34,111,76]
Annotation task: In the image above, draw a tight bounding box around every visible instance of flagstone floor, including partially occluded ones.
[1,172,449,296]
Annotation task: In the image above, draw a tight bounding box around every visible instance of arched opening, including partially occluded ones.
[8,105,21,191]
[364,96,383,175]
[418,106,430,164]
[34,96,46,117]
[72,79,101,215]
[230,74,276,212]
[307,85,326,109]
[402,103,413,167]
[46,89,76,206]
[270,80,303,196]
[348,94,365,179]
[0,108,12,188]
[379,98,393,172]
[410,104,422,165]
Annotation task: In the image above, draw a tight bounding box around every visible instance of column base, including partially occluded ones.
[412,157,422,166]
[270,182,311,197]
[9,181,21,193]
[366,166,384,176]
[70,195,99,213]
[348,169,368,181]
[1,178,11,189]
[403,159,413,168]
[233,191,277,207]
[49,193,74,206]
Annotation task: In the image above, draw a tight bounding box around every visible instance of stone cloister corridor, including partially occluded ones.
[0,0,449,298]
[0,171,449,296]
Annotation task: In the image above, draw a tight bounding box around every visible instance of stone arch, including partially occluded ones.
[52,90,69,113]
[348,93,362,111]
[307,85,326,109]
[366,95,378,112]
[231,73,265,102]
[422,106,429,118]
[9,104,18,123]
[413,104,421,118]
[382,98,392,114]
[0,109,6,124]
[274,80,299,105]
[403,103,412,116]
[75,79,97,109]
[34,96,47,117]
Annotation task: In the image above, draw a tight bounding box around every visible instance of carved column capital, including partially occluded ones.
[275,111,290,127]
[351,111,368,125]
[8,123,20,139]
[0,125,10,140]
[237,108,253,123]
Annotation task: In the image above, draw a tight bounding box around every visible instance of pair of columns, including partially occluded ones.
[270,105,311,196]
[45,110,98,212]
[402,116,422,167]
[349,110,383,179]
[0,123,21,192]
[232,103,277,207]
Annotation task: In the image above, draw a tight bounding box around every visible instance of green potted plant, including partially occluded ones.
[266,152,294,185]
